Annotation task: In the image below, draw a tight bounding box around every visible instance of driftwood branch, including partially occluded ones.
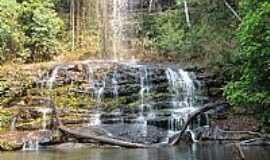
[59,126,150,148]
[169,101,229,145]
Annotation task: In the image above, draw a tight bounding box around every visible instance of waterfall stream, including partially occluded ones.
[39,60,207,143]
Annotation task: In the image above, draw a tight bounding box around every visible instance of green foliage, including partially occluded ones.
[0,108,12,128]
[140,0,238,63]
[0,81,9,97]
[0,0,26,62]
[0,0,64,63]
[20,0,64,61]
[224,1,270,124]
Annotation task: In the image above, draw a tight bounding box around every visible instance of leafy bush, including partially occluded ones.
[0,0,26,62]
[0,0,64,63]
[140,1,238,63]
[224,1,270,125]
[20,0,64,62]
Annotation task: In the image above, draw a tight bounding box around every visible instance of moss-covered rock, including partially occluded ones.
[0,108,12,130]
[0,140,22,151]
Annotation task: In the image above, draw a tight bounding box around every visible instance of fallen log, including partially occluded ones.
[240,138,270,146]
[169,101,229,145]
[194,126,262,141]
[59,126,150,148]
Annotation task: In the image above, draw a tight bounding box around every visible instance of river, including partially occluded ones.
[1,142,270,160]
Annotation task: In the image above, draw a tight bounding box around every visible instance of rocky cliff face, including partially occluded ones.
[0,60,230,149]
[0,61,213,132]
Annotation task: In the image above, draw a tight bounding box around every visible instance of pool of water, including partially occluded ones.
[1,142,270,160]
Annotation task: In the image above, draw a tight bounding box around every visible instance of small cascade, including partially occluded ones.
[22,133,40,151]
[37,108,52,131]
[166,68,198,132]
[178,69,196,107]
[46,65,62,89]
[112,70,119,98]
[88,112,102,126]
[10,117,17,131]
[86,64,106,126]
[166,68,182,108]
[137,65,151,136]
[96,81,105,106]
[22,138,40,151]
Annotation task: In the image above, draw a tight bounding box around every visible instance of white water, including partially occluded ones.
[22,133,40,151]
[88,112,102,126]
[36,108,52,131]
[166,68,197,133]
[46,65,62,89]
[41,61,203,142]
[112,70,119,98]
[10,117,17,131]
[179,69,196,107]
[110,0,138,59]
[22,138,40,151]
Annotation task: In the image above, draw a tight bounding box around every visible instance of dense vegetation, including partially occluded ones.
[0,0,63,63]
[140,0,238,65]
[224,1,270,125]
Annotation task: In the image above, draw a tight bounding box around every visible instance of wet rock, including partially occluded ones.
[0,140,22,151]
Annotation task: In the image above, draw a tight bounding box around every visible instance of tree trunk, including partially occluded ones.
[59,126,150,148]
[70,0,75,51]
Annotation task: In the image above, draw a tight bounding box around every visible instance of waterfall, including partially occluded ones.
[98,0,139,59]
[37,108,52,131]
[38,61,207,143]
[10,117,17,131]
[179,69,196,107]
[137,65,150,136]
[166,68,197,132]
[112,70,119,98]
[22,138,40,151]
[88,112,102,126]
[86,63,105,126]
[46,65,62,89]
[22,133,40,151]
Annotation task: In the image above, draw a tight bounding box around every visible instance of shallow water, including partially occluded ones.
[1,142,270,160]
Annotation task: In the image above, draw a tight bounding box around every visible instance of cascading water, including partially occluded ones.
[22,133,40,151]
[46,65,62,89]
[98,0,139,59]
[165,67,198,135]
[112,70,119,98]
[39,61,207,144]
[137,65,150,136]
[10,117,17,131]
[37,108,52,131]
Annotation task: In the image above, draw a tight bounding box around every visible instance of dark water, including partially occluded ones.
[1,142,270,160]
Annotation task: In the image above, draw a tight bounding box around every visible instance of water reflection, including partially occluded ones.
[1,142,270,160]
